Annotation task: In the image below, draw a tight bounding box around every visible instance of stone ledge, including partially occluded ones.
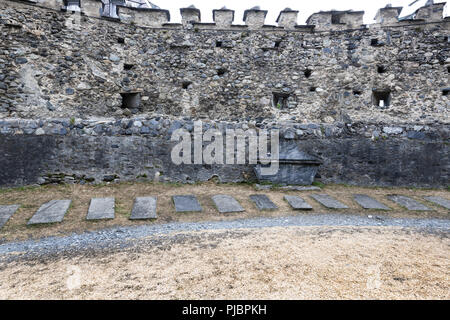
[0,119,447,141]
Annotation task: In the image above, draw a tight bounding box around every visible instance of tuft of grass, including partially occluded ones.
[115,199,129,217]
[312,181,326,188]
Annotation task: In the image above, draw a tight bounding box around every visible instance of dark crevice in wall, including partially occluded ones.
[217,68,227,76]
[377,65,387,73]
[182,81,192,89]
[372,89,391,107]
[120,92,141,109]
[304,69,312,78]
[371,38,385,47]
[272,92,290,109]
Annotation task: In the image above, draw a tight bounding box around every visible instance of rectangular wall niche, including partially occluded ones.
[272,92,290,109]
[120,92,141,109]
[372,90,391,107]
[331,13,344,24]
[123,64,134,71]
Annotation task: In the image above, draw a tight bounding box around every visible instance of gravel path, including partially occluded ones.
[0,213,449,263]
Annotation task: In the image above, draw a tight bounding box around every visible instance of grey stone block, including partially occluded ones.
[250,195,278,211]
[423,196,450,210]
[28,200,71,225]
[284,195,313,210]
[0,205,20,229]
[255,184,273,191]
[130,197,157,220]
[173,195,202,212]
[86,198,115,220]
[212,195,245,213]
[353,194,390,210]
[310,194,349,209]
[280,186,321,191]
[387,195,431,211]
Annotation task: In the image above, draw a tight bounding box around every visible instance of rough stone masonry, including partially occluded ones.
[0,0,448,187]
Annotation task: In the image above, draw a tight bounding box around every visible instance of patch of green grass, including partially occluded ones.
[115,200,129,217]
[236,181,255,186]
[159,181,184,188]
[0,185,43,195]
[20,204,37,209]
[257,181,273,186]
[312,181,326,188]
[268,184,284,190]
[92,183,108,189]
[27,222,60,229]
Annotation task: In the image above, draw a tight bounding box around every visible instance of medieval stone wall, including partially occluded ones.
[0,0,449,187]
[1,0,449,124]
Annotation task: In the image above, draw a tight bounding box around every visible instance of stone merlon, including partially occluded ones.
[213,7,235,28]
[180,5,201,27]
[243,6,268,29]
[82,0,103,18]
[374,6,403,25]
[306,10,365,31]
[276,8,299,29]
[118,5,170,27]
[415,2,446,21]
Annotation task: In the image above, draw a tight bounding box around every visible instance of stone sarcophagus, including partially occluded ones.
[254,148,322,186]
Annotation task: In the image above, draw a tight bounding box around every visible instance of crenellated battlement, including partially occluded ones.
[6,0,448,31]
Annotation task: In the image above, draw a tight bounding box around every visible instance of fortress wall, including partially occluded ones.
[0,118,448,187]
[0,0,449,187]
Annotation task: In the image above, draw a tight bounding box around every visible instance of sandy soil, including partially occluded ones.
[0,182,448,242]
[0,226,448,300]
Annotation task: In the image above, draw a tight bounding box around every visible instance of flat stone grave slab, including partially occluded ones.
[86,198,115,220]
[130,197,157,220]
[423,196,450,210]
[250,195,278,211]
[353,194,390,210]
[173,195,202,212]
[28,200,71,225]
[387,195,431,211]
[0,205,20,229]
[310,194,349,209]
[212,195,245,213]
[284,195,313,210]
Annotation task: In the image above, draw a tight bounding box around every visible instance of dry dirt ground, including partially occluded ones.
[0,182,449,242]
[0,226,448,300]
